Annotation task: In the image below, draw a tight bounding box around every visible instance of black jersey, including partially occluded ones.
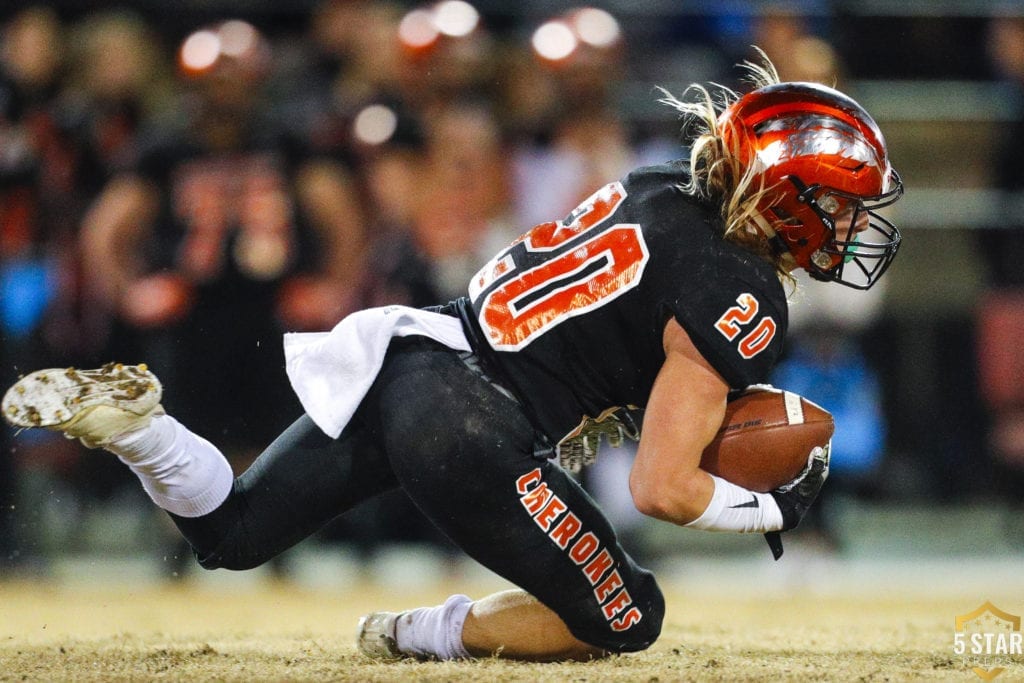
[456,161,788,447]
[133,135,315,283]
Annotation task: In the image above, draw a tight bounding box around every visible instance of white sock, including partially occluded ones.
[105,414,234,518]
[684,475,784,533]
[395,594,473,660]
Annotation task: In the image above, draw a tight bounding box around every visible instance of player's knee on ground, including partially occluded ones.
[171,500,285,572]
[563,568,665,653]
[190,535,273,571]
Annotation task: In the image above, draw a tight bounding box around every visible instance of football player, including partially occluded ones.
[2,55,902,661]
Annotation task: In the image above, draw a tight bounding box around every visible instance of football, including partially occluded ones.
[700,386,834,492]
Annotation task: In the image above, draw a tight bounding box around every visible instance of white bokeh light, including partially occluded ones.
[398,8,439,49]
[434,0,479,37]
[573,7,620,47]
[218,20,257,58]
[353,104,399,146]
[532,21,577,61]
[180,30,221,71]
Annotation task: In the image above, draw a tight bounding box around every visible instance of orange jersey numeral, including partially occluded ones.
[714,293,777,359]
[473,182,650,350]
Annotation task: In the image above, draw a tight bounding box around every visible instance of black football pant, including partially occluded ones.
[171,337,664,652]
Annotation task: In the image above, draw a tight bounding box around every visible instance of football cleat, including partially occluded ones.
[356,611,408,661]
[2,363,163,449]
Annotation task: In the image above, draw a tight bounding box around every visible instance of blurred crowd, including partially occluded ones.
[0,1,1022,576]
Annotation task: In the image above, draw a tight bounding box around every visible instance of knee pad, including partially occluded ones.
[194,543,259,571]
[564,568,665,653]
[189,526,275,571]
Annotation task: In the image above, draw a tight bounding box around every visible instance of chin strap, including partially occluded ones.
[749,208,804,277]
[748,209,778,239]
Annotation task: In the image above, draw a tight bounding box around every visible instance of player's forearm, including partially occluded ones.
[632,466,784,532]
[80,176,157,304]
[630,465,715,524]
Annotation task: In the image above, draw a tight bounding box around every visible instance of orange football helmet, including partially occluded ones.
[719,82,903,289]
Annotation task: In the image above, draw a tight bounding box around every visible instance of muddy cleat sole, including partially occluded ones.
[2,363,163,448]
[356,611,408,661]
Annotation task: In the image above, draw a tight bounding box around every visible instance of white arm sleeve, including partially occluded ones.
[683,474,785,533]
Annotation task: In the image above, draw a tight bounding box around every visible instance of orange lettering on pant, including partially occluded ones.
[601,587,633,620]
[594,569,623,603]
[521,483,552,515]
[569,532,599,564]
[535,495,567,532]
[515,468,542,495]
[513,468,643,634]
[549,512,582,549]
[611,606,643,632]
[583,548,614,585]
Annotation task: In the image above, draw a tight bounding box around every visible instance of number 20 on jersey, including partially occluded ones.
[470,182,650,350]
[714,293,777,359]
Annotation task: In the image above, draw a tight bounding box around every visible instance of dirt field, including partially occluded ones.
[1,559,1021,683]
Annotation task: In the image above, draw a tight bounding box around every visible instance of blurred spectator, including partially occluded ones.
[54,11,177,375]
[981,14,1024,287]
[62,9,174,190]
[0,6,79,364]
[492,44,561,144]
[75,19,374,577]
[79,20,365,460]
[976,291,1024,493]
[282,0,444,308]
[351,103,441,309]
[409,100,518,301]
[750,8,843,85]
[0,6,83,573]
[276,0,409,160]
[392,0,498,125]
[511,8,672,228]
[976,15,1024,513]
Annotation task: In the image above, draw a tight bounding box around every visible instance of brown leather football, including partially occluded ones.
[700,386,834,492]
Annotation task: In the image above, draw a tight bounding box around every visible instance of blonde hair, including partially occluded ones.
[659,52,795,284]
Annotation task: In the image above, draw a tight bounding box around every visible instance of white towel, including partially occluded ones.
[283,305,471,438]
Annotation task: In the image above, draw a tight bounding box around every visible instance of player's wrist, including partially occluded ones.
[768,442,831,531]
[768,490,801,530]
[767,480,817,532]
[683,474,784,533]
